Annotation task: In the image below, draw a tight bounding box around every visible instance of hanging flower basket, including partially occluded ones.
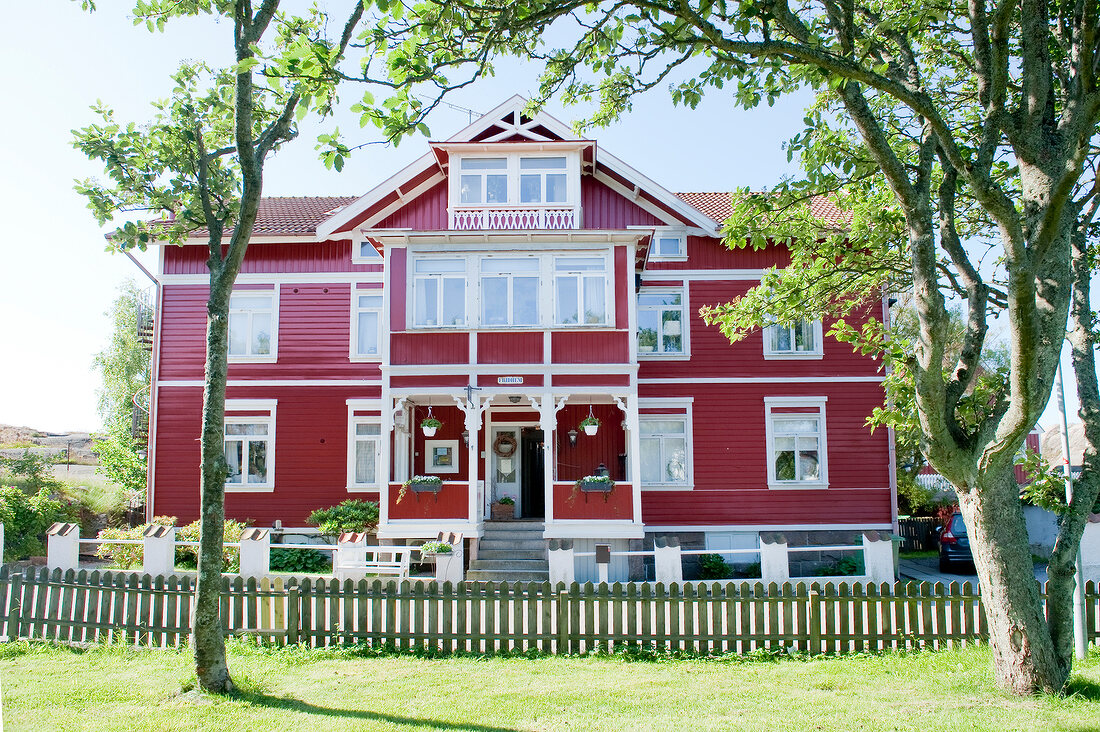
[580,415,600,436]
[420,417,442,437]
[576,475,615,493]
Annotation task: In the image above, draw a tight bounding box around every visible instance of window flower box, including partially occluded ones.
[576,475,615,493]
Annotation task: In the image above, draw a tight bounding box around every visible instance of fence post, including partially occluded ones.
[653,536,683,584]
[862,530,895,583]
[807,586,821,655]
[556,588,569,653]
[5,571,22,640]
[239,528,271,579]
[46,523,80,572]
[759,533,790,583]
[142,524,176,576]
[286,580,300,645]
[548,539,575,586]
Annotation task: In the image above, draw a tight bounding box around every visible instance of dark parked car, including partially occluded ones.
[938,512,973,571]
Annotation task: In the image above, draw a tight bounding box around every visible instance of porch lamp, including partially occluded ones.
[462,429,470,447]
[567,428,578,447]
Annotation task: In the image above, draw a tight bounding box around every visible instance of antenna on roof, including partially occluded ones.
[417,94,481,124]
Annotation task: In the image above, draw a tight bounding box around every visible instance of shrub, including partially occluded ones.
[95,515,245,572]
[733,562,762,579]
[813,555,865,577]
[0,451,62,494]
[306,500,380,536]
[697,553,733,580]
[269,547,332,574]
[0,486,76,560]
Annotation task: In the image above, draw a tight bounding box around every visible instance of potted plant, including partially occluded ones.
[491,496,516,521]
[421,540,463,583]
[580,414,600,436]
[418,540,453,557]
[420,416,442,437]
[398,475,443,502]
[576,475,615,493]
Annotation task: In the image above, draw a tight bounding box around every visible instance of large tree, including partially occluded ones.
[74,0,494,693]
[375,0,1100,693]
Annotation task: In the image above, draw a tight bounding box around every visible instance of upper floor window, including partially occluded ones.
[764,318,823,359]
[353,290,383,358]
[413,259,466,327]
[229,291,276,360]
[460,157,508,204]
[637,289,686,356]
[481,257,540,326]
[520,156,568,204]
[555,256,607,325]
[765,397,828,488]
[650,231,686,260]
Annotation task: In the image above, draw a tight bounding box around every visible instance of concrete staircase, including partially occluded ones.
[466,521,549,582]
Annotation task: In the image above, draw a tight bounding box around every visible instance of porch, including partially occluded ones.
[376,391,643,541]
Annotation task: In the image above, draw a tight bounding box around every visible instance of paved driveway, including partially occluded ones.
[899,556,1048,588]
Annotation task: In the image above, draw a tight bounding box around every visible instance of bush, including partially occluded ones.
[697,553,733,579]
[306,500,379,536]
[813,555,865,577]
[95,515,246,572]
[0,451,62,494]
[269,547,332,574]
[0,486,76,560]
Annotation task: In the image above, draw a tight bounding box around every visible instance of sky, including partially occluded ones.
[0,3,1085,435]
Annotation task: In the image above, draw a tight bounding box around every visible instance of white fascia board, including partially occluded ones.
[316,150,439,240]
[366,229,648,246]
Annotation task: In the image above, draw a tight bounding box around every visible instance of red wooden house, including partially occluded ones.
[145,97,896,581]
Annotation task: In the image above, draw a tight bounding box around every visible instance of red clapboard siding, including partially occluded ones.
[152,386,380,526]
[389,248,407,332]
[553,374,631,387]
[551,331,630,363]
[645,239,792,272]
[615,246,629,329]
[388,482,469,520]
[555,404,627,481]
[637,282,882,381]
[581,176,662,229]
[476,331,543,363]
[390,332,469,365]
[157,284,381,381]
[553,482,634,521]
[163,240,380,275]
[641,488,892,525]
[376,181,449,230]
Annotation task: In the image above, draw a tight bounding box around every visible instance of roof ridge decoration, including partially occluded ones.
[315,95,719,240]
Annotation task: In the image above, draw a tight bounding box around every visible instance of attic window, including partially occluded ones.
[357,241,383,262]
[460,158,508,204]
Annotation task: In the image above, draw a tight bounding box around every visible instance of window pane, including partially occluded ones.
[251,312,271,355]
[640,437,662,483]
[415,259,465,273]
[358,242,382,260]
[556,257,603,271]
[224,441,242,483]
[556,276,578,324]
[546,174,567,203]
[482,276,509,326]
[247,441,267,484]
[796,320,815,351]
[798,445,820,480]
[355,439,377,485]
[772,325,792,352]
[775,418,818,435]
[229,312,247,355]
[460,175,482,204]
[358,294,383,308]
[486,175,508,204]
[462,157,507,170]
[665,438,687,482]
[230,295,270,310]
[415,278,437,326]
[442,278,465,325]
[483,258,538,274]
[520,156,567,169]
[226,423,267,435]
[657,237,682,256]
[513,276,539,325]
[637,310,658,352]
[641,420,686,435]
[662,310,683,352]
[355,423,381,436]
[774,448,796,481]
[520,174,541,203]
[583,275,606,324]
[357,310,378,356]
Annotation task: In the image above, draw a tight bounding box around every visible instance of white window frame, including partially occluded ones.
[636,286,689,358]
[637,399,694,490]
[764,396,828,489]
[763,318,824,359]
[553,254,611,327]
[449,151,581,209]
[228,289,278,363]
[351,287,384,361]
[649,228,687,261]
[223,400,276,493]
[347,415,383,492]
[352,240,384,264]
[478,256,542,327]
[411,257,468,328]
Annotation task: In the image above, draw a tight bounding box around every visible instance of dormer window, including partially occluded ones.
[460,158,508,204]
[520,156,568,203]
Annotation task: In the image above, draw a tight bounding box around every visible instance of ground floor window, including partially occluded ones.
[348,418,382,490]
[765,397,828,488]
[639,417,689,487]
[223,401,276,491]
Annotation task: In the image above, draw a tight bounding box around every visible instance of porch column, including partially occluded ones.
[379,395,396,528]
[616,395,643,526]
[538,394,568,527]
[458,394,489,524]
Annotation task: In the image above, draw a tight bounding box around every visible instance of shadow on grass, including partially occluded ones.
[1065,676,1100,702]
[231,689,521,731]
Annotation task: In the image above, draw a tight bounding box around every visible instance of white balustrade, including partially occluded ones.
[450,207,577,230]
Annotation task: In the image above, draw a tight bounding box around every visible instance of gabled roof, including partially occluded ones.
[182,196,356,240]
[677,192,849,228]
[316,95,720,239]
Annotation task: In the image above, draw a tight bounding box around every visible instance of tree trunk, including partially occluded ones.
[957,465,1066,693]
[193,271,234,694]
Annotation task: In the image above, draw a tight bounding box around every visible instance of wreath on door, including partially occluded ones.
[492,433,518,458]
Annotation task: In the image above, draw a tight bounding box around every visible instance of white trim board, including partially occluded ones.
[160,273,383,285]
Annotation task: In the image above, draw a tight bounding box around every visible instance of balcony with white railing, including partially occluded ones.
[449,206,581,231]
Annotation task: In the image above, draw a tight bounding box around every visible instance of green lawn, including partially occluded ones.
[3,641,1098,731]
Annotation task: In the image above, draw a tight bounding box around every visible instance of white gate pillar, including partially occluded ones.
[240,528,271,578]
[862,530,895,583]
[653,535,683,584]
[46,523,80,572]
[548,538,575,585]
[142,524,176,576]
[1081,514,1100,584]
[760,533,791,583]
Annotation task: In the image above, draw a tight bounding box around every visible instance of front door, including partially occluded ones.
[490,426,521,513]
[520,428,545,519]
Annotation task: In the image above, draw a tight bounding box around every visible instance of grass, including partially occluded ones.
[899,549,939,560]
[2,641,1099,731]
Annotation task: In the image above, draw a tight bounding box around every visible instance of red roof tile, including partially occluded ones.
[675,192,848,227]
[184,196,357,239]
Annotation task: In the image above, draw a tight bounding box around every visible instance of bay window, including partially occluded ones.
[637,289,686,355]
[555,256,608,325]
[413,259,467,327]
[481,257,540,326]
